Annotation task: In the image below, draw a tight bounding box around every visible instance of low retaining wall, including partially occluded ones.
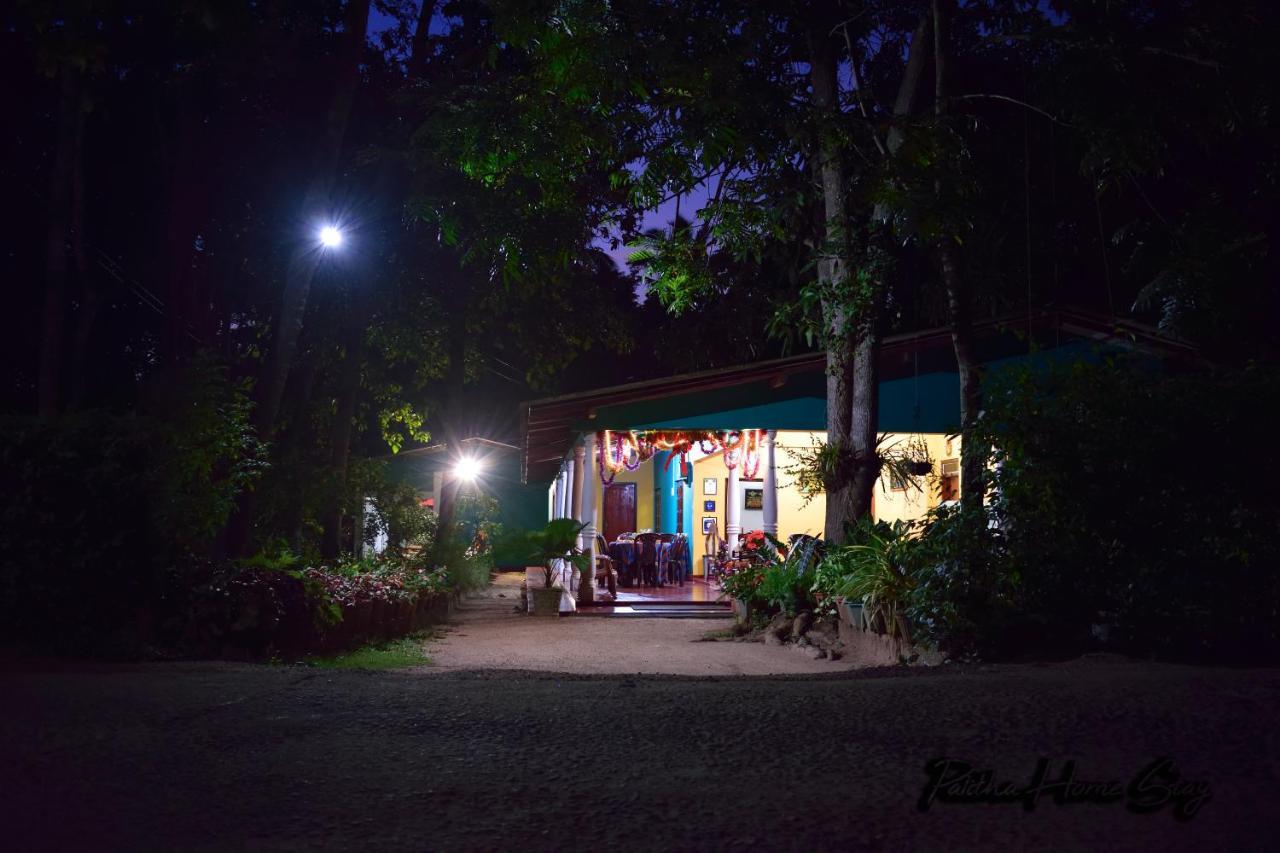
[835,603,943,666]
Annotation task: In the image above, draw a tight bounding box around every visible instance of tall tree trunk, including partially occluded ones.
[432,326,469,543]
[932,0,984,512]
[847,306,884,521]
[279,351,321,553]
[854,13,935,523]
[320,288,370,559]
[255,0,371,438]
[227,0,371,556]
[808,24,859,544]
[38,65,80,419]
[408,0,438,79]
[162,101,211,365]
[320,9,435,559]
[67,95,97,409]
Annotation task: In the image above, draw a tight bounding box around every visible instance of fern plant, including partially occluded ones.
[832,519,921,643]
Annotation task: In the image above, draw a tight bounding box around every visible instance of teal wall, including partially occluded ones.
[654,450,678,532]
[580,341,1105,435]
[384,446,548,556]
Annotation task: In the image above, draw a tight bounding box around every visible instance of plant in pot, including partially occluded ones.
[809,551,847,617]
[834,518,920,644]
[504,518,590,616]
[717,559,765,621]
[878,434,934,488]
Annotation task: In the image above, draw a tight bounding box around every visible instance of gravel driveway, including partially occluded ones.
[4,653,1278,851]
[424,574,858,676]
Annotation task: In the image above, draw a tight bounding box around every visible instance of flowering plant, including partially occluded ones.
[717,559,765,603]
[740,530,786,562]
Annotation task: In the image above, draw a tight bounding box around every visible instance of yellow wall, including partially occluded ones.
[598,431,961,573]
[592,461,654,539]
[690,453,723,575]
[872,433,961,523]
[775,430,828,542]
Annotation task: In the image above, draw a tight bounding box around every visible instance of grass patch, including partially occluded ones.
[309,632,435,670]
[700,627,742,642]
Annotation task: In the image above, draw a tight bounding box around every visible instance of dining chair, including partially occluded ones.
[667,534,688,586]
[594,533,618,598]
[657,533,675,584]
[634,532,660,587]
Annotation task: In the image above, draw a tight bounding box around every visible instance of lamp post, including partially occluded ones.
[318,224,344,249]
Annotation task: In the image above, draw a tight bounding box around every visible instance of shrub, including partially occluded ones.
[757,557,813,616]
[906,505,1018,658]
[717,559,765,604]
[944,358,1280,661]
[831,518,920,642]
[0,357,266,656]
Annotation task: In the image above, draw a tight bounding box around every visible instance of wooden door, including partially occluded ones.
[602,483,637,542]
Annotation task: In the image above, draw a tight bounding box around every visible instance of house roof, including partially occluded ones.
[520,308,1196,483]
[388,436,521,460]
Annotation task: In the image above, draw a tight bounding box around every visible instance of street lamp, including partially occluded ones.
[452,455,482,483]
[318,225,344,249]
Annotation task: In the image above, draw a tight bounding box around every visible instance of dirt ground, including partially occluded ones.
[4,576,1278,850]
[4,656,1278,851]
[423,572,858,676]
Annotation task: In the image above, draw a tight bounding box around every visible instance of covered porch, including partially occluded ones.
[522,309,1195,612]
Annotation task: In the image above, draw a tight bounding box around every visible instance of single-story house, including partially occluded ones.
[520,308,1195,611]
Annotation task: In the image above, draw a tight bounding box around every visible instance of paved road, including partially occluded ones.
[4,657,1277,851]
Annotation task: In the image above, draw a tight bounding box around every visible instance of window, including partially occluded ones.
[939,459,960,502]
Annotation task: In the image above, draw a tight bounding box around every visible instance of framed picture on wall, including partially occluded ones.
[703,500,715,512]
[702,516,716,534]
[702,477,717,495]
[744,488,764,510]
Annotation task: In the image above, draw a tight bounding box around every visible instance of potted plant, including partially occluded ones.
[833,518,919,644]
[907,459,933,476]
[504,519,590,616]
[717,559,764,622]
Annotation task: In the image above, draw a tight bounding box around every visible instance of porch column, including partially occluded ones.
[570,444,586,594]
[762,429,778,538]
[655,450,678,533]
[566,459,577,519]
[726,455,742,554]
[572,445,586,535]
[578,433,598,605]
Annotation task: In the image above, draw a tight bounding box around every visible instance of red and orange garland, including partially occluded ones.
[596,429,764,486]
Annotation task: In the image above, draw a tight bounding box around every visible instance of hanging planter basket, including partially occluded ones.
[907,459,933,476]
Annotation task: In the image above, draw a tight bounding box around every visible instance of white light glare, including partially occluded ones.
[318,225,343,248]
[452,456,482,482]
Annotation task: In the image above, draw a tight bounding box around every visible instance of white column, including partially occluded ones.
[726,454,742,554]
[762,429,778,538]
[577,434,598,605]
[569,447,585,594]
[571,445,586,539]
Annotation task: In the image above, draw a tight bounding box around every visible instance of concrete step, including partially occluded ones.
[576,603,731,619]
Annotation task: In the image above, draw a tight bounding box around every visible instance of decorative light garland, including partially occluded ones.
[594,429,765,485]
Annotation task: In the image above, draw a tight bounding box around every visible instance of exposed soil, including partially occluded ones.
[422,573,860,676]
[3,576,1277,850]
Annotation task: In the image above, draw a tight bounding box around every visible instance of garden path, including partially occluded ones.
[420,571,861,676]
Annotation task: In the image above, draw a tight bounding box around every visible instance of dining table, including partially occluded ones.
[608,539,676,587]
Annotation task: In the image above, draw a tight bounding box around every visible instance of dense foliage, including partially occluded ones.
[5,1,1278,661]
[971,360,1280,661]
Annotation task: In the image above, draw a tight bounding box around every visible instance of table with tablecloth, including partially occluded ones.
[607,539,681,586]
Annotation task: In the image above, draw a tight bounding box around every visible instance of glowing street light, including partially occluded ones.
[318,225,344,249]
[452,455,482,483]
